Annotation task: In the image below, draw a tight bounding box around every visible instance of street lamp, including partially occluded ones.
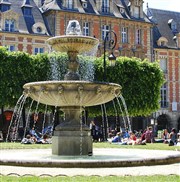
[103,30,117,81]
[103,30,117,141]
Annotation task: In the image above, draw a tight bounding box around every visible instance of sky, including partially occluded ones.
[143,0,180,12]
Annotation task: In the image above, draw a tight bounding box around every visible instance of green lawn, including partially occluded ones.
[0,141,179,151]
[0,175,179,182]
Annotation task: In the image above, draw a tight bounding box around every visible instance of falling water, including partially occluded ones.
[42,105,48,136]
[116,96,127,130]
[6,94,25,142]
[50,90,62,136]
[119,95,132,132]
[49,53,68,80]
[32,91,44,129]
[100,104,106,141]
[98,88,109,141]
[112,99,118,130]
[23,100,35,139]
[50,106,58,136]
[79,86,83,155]
[12,95,28,141]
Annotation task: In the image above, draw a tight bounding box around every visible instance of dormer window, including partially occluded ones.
[5,19,15,32]
[157,37,168,47]
[32,22,47,34]
[168,19,177,31]
[37,27,42,33]
[21,0,32,16]
[23,7,32,16]
[1,10,19,32]
[81,0,87,8]
[102,0,110,13]
[120,8,125,14]
[1,4,10,12]
[67,0,73,9]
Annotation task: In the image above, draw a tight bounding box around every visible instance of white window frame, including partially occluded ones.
[121,27,128,43]
[102,25,110,40]
[5,45,15,52]
[160,59,167,73]
[34,47,44,55]
[83,22,90,36]
[67,0,73,9]
[5,19,15,32]
[136,29,141,44]
[102,0,110,13]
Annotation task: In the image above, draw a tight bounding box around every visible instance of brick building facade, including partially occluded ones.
[0,0,180,132]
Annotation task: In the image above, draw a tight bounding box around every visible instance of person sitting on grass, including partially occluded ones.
[111,132,122,143]
[127,132,137,145]
[162,129,170,144]
[21,134,34,144]
[169,128,177,146]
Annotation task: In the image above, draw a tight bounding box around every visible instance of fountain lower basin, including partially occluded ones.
[23,80,121,107]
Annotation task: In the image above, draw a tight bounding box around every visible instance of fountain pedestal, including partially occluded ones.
[52,106,92,155]
[52,130,92,155]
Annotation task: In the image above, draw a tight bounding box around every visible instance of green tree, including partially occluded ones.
[91,56,164,116]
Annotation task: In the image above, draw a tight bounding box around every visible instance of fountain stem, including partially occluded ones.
[64,51,80,80]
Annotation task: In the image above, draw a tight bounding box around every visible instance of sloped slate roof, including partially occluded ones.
[0,0,49,35]
[147,8,180,48]
[41,0,149,22]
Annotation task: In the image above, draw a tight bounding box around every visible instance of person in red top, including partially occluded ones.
[127,132,137,145]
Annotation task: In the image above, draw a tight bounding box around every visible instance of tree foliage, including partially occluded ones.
[92,56,164,116]
[0,47,164,116]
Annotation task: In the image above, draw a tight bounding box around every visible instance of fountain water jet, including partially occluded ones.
[23,20,121,155]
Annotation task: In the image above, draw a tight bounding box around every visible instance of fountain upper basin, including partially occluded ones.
[47,35,99,53]
[23,80,121,107]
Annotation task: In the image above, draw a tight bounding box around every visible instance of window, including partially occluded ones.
[82,1,87,8]
[5,45,15,52]
[160,59,167,73]
[83,22,89,36]
[67,0,73,9]
[102,0,110,13]
[121,27,128,43]
[23,7,32,16]
[1,4,10,12]
[5,19,15,32]
[171,21,177,31]
[36,27,42,33]
[102,25,110,40]
[34,47,44,55]
[136,29,141,44]
[161,83,168,108]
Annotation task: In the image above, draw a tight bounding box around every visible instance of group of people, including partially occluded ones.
[161,128,178,146]
[109,126,179,146]
[21,127,51,144]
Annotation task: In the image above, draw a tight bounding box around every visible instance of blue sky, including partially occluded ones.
[143,0,180,12]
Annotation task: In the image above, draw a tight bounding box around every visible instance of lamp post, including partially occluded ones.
[103,30,117,81]
[103,30,117,141]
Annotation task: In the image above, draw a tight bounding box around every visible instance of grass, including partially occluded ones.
[0,142,179,181]
[0,141,179,151]
[0,175,179,182]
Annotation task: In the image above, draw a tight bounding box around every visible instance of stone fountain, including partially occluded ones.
[23,20,121,156]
